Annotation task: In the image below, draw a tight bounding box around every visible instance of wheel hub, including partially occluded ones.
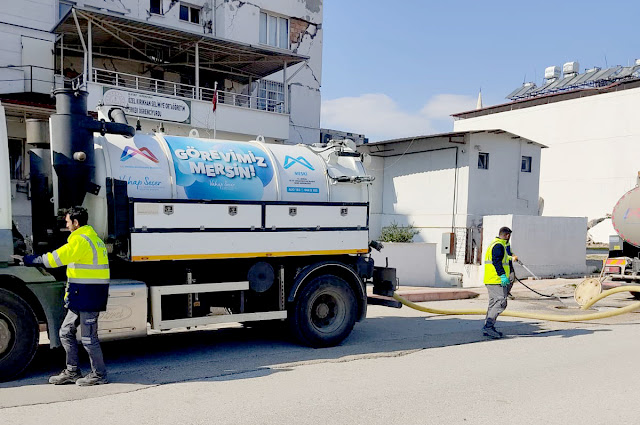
[0,317,11,355]
[315,303,330,319]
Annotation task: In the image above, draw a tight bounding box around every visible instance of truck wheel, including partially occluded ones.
[0,288,39,382]
[289,275,357,348]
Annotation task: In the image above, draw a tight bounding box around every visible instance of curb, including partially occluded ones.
[367,287,480,303]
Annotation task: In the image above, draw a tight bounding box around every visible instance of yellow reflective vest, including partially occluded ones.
[484,237,512,285]
[40,225,110,311]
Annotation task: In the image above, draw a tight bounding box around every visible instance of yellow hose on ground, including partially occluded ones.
[393,286,640,322]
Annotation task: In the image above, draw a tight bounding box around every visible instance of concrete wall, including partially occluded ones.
[481,215,587,283]
[370,242,437,287]
[454,87,640,221]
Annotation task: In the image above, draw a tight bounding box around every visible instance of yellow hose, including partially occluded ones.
[392,286,640,322]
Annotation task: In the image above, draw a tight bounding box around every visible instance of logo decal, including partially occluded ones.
[283,155,314,170]
[120,146,159,163]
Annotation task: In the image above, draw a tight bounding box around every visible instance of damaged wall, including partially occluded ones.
[81,0,323,144]
[217,0,323,144]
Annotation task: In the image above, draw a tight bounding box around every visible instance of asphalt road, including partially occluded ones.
[2,279,640,425]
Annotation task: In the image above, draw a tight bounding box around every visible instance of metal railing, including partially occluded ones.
[0,65,89,94]
[92,68,286,114]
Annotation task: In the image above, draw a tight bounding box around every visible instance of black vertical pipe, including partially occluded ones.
[50,89,94,210]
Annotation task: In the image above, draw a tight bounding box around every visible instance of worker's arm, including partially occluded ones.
[506,245,518,264]
[24,236,82,268]
[492,244,506,276]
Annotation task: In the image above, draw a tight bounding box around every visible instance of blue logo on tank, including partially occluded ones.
[284,156,314,170]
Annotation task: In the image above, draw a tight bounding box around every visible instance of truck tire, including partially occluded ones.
[289,274,357,348]
[0,288,39,382]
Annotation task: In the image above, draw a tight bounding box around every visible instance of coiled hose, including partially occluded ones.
[393,285,640,322]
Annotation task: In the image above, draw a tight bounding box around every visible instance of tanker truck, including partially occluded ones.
[0,89,397,382]
[603,174,640,298]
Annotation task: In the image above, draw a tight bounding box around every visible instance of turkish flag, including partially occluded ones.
[212,88,218,113]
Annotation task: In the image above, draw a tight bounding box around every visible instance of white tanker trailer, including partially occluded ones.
[0,89,398,382]
[603,176,640,298]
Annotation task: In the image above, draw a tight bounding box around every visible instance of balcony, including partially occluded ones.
[92,68,286,114]
[0,65,82,95]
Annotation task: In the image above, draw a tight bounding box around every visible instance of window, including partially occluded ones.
[150,0,162,14]
[478,152,489,170]
[8,139,24,180]
[521,156,532,172]
[180,4,200,24]
[257,80,285,113]
[259,11,289,49]
[58,1,74,20]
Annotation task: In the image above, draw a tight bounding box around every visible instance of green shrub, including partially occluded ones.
[379,222,419,243]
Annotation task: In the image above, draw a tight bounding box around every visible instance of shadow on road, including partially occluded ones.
[0,310,605,392]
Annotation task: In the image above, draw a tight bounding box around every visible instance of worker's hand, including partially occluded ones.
[10,254,23,263]
[512,255,519,263]
[23,254,42,267]
[500,274,510,287]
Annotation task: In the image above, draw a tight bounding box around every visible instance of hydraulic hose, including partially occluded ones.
[393,286,640,322]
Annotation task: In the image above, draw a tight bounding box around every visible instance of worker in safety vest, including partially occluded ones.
[482,226,518,339]
[24,206,110,385]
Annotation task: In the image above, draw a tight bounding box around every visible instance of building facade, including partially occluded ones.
[0,0,323,236]
[453,64,640,223]
[360,130,544,286]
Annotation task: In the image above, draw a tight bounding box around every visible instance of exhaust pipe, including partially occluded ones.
[50,89,135,211]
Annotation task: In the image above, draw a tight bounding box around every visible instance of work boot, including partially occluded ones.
[49,369,82,385]
[76,371,108,386]
[482,327,503,339]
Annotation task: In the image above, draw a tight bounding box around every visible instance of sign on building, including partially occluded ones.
[103,89,191,123]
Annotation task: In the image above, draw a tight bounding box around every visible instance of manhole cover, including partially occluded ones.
[574,278,602,307]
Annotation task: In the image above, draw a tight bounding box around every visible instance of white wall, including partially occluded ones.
[0,1,56,93]
[466,132,541,221]
[361,131,543,287]
[454,87,640,220]
[370,242,437,287]
[482,214,587,283]
[0,1,56,32]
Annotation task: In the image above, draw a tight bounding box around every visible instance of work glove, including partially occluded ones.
[499,274,509,287]
[23,254,42,267]
[512,255,519,263]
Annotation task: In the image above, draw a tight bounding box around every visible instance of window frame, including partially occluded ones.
[179,3,201,24]
[259,11,289,49]
[478,152,489,170]
[150,0,163,15]
[521,155,532,173]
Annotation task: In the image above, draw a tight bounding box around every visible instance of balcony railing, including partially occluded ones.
[0,65,84,94]
[93,68,286,114]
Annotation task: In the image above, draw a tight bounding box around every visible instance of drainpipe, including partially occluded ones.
[444,145,464,286]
